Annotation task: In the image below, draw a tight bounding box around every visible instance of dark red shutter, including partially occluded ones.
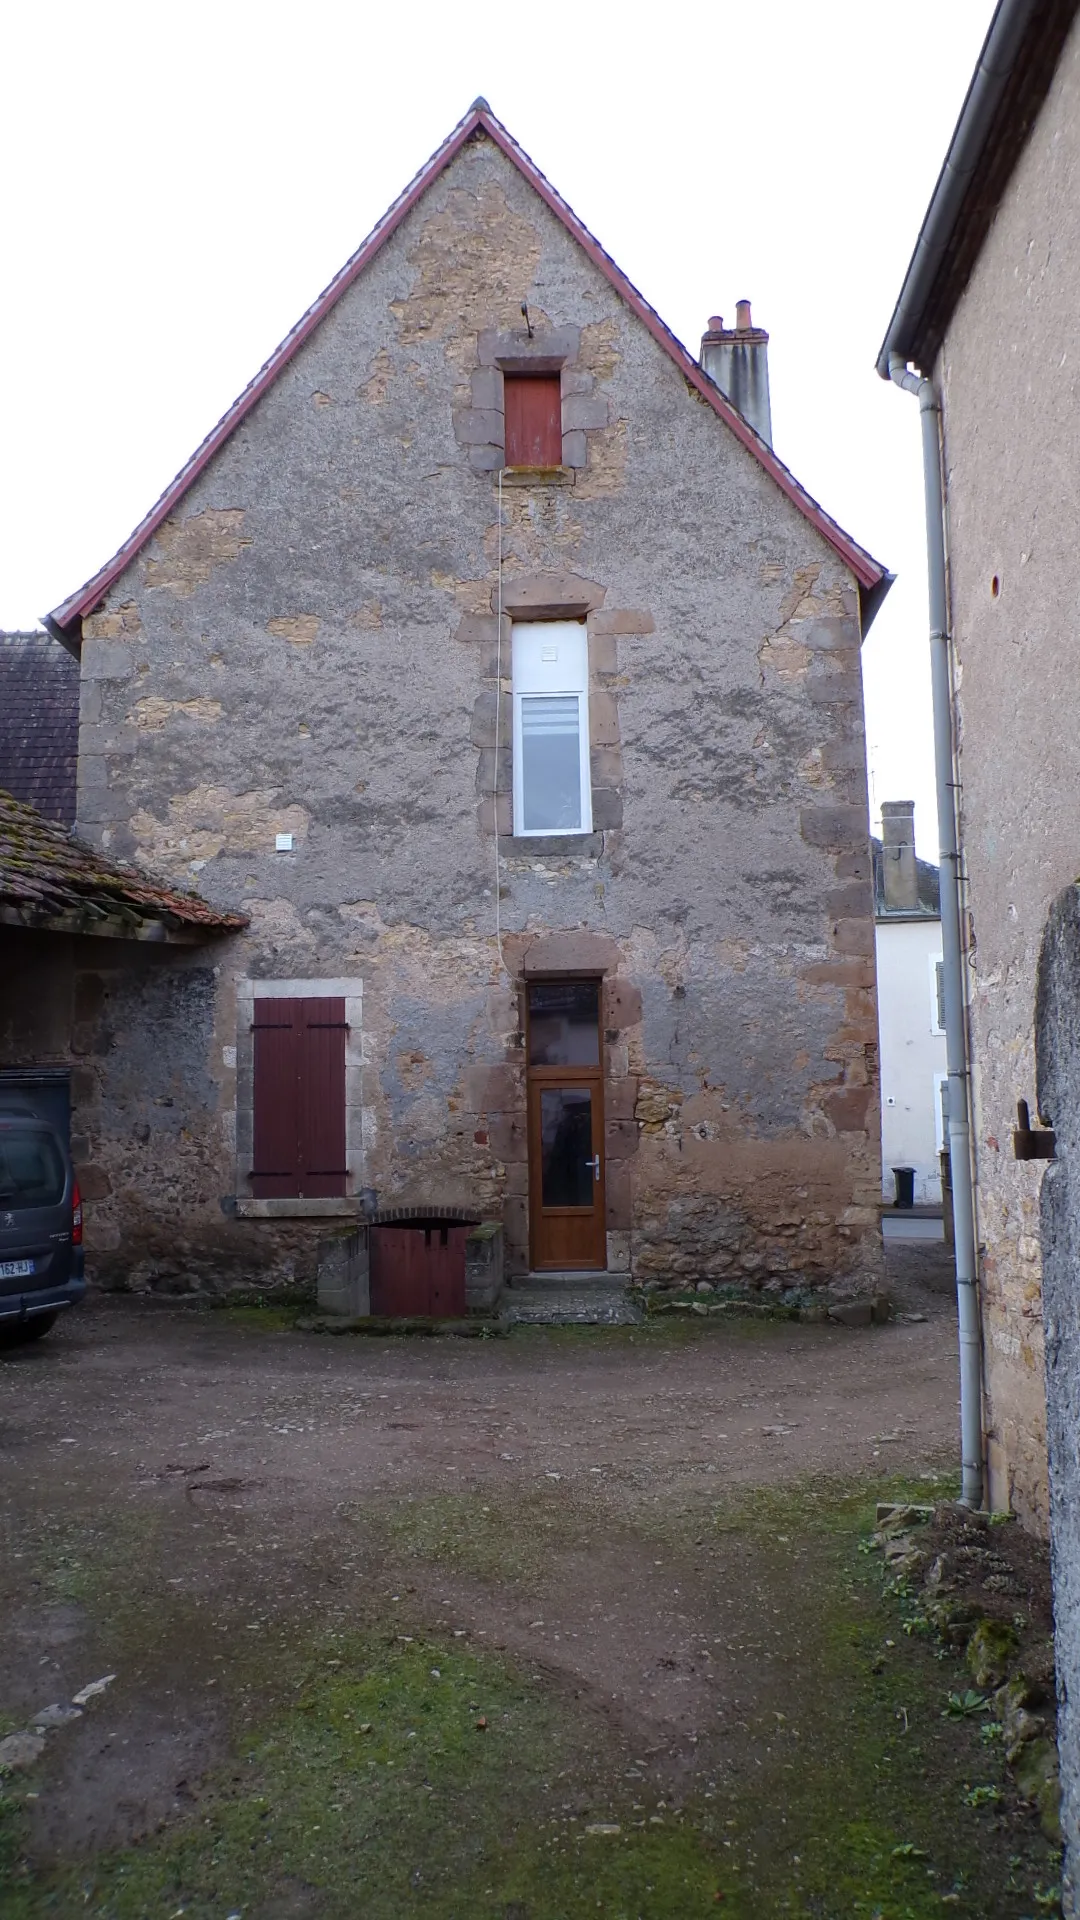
[296,998,347,1197]
[252,1000,300,1197]
[503,374,562,467]
[251,997,348,1199]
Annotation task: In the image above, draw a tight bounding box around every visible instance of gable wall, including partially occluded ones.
[935,10,1080,1530]
[72,130,880,1294]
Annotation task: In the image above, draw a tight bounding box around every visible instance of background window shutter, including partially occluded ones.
[935,960,946,1032]
[503,374,562,467]
[251,996,348,1198]
[252,999,301,1197]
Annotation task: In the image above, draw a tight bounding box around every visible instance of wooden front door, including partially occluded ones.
[526,979,607,1271]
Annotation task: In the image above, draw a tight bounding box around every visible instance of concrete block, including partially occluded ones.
[465,1222,504,1311]
[591,786,623,830]
[799,806,867,849]
[828,1299,873,1328]
[82,640,136,681]
[469,445,505,472]
[591,609,655,636]
[454,408,506,447]
[562,394,609,431]
[562,429,588,467]
[588,692,621,746]
[470,368,504,411]
[317,1228,370,1317]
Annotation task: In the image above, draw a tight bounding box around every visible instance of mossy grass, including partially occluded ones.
[1,1472,1059,1916]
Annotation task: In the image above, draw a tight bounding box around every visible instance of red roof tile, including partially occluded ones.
[0,789,247,941]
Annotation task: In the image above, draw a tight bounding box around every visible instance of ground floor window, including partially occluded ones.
[251,996,349,1198]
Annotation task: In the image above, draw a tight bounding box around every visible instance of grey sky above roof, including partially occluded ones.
[878,0,1080,376]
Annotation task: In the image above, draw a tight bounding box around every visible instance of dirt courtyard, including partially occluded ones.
[0,1291,1060,1917]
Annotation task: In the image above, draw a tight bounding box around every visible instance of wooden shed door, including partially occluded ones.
[526,980,606,1270]
[369,1225,468,1318]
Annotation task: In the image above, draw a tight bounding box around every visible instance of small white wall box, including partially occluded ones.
[275,832,294,852]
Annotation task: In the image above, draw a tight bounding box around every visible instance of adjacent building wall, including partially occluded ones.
[71,129,881,1295]
[876,917,946,1205]
[936,9,1080,1529]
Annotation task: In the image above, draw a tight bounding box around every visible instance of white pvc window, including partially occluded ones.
[512,621,592,836]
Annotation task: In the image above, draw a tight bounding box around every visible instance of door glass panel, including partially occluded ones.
[528,981,600,1067]
[520,694,582,831]
[539,1088,594,1208]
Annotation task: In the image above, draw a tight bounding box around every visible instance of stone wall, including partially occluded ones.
[935,10,1080,1530]
[70,126,880,1295]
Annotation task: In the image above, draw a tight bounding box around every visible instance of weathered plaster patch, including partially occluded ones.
[348,603,383,630]
[130,786,310,869]
[391,181,543,350]
[574,421,629,500]
[144,510,252,596]
[267,616,320,646]
[131,697,223,729]
[360,347,393,403]
[82,603,143,641]
[578,318,621,381]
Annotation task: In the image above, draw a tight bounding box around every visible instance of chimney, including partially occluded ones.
[880,800,918,912]
[700,300,773,446]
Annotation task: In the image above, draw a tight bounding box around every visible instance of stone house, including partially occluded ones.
[880,4,1080,1896]
[879,1,1080,1535]
[40,100,890,1299]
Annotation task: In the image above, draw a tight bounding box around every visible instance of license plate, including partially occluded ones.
[0,1260,33,1279]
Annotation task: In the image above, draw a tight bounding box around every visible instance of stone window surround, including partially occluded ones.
[454,326,611,476]
[233,976,365,1220]
[466,574,653,848]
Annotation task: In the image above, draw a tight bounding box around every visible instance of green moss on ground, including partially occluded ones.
[0,1475,1060,1918]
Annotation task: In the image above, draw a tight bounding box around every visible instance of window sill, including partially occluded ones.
[234,1197,365,1220]
[498,466,575,487]
[499,832,604,858]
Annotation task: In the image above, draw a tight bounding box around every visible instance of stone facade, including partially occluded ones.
[58,117,884,1296]
[929,13,1080,1531]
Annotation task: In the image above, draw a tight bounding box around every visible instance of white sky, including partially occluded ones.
[2,0,995,860]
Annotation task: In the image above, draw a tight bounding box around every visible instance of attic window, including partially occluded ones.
[503,374,562,467]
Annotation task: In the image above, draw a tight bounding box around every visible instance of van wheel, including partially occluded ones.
[0,1315,57,1346]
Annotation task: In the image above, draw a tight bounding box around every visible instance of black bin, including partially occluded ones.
[892,1166,916,1210]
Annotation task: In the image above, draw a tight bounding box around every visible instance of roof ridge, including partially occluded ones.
[47,101,890,637]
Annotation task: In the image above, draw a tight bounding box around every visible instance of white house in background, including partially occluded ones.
[874,801,946,1207]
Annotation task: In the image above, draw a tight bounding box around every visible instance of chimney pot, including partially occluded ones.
[699,298,772,447]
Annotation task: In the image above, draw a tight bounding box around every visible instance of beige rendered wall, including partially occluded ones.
[937,11,1080,1531]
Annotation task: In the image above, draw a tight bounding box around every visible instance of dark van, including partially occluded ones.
[0,1103,85,1344]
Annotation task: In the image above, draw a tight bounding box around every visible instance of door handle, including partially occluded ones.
[585,1155,601,1182]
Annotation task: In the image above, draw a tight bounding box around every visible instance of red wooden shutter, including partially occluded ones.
[252,1000,300,1197]
[251,997,348,1198]
[296,998,348,1197]
[503,374,562,467]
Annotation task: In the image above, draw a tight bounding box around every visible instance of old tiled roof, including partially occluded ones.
[0,789,248,941]
[0,631,79,826]
[46,102,892,644]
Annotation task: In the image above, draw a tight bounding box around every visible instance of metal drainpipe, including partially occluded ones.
[888,350,983,1510]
